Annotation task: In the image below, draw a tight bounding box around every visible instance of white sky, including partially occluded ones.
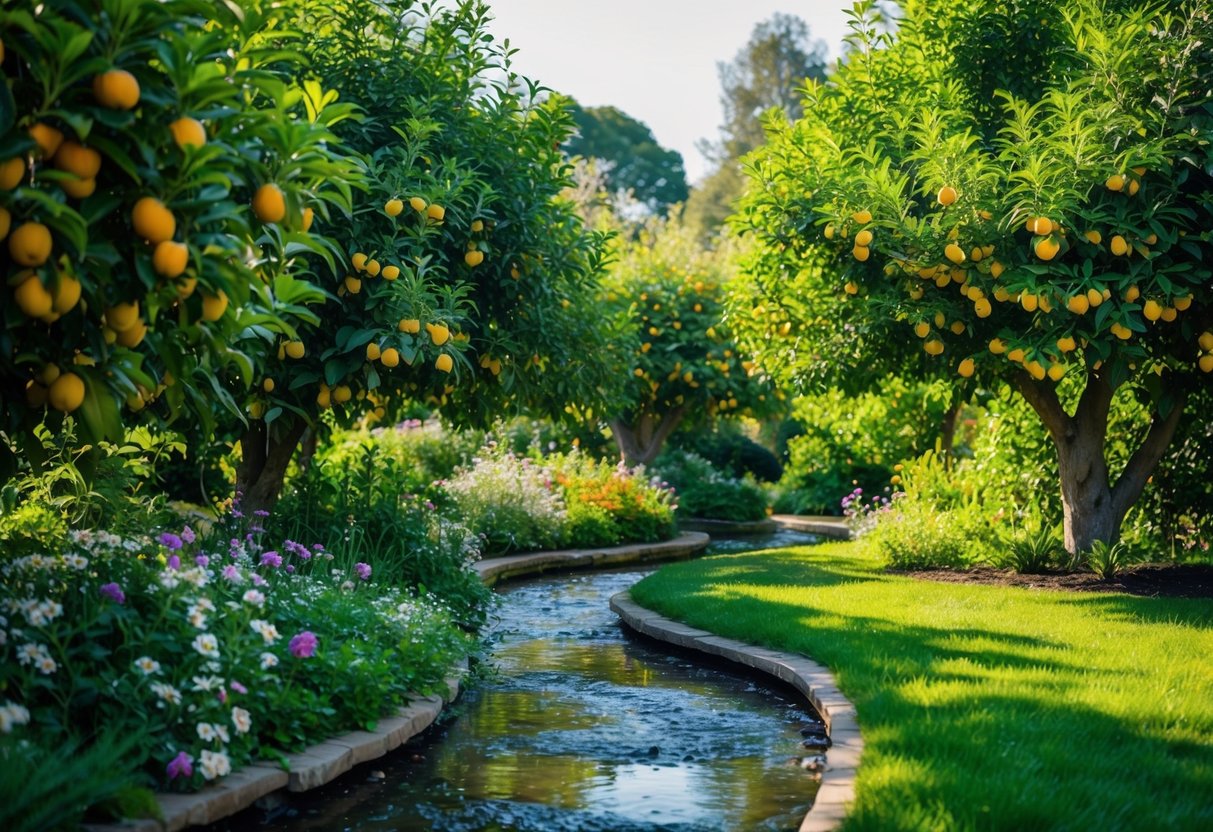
[485,1,854,183]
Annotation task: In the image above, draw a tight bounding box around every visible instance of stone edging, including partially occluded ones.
[772,514,852,540]
[84,667,465,832]
[678,516,778,535]
[474,531,711,586]
[610,591,863,832]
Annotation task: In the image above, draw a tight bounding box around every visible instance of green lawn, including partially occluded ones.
[630,542,1213,832]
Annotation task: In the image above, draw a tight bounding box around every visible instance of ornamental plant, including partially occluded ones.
[736,0,1213,552]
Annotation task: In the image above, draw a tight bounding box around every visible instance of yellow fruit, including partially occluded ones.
[924,339,945,356]
[1047,363,1066,382]
[934,311,946,329]
[106,302,140,332]
[937,186,958,206]
[1111,322,1132,341]
[958,357,975,377]
[1142,300,1162,321]
[316,387,331,408]
[1066,294,1089,315]
[175,276,198,299]
[252,183,286,223]
[60,176,96,199]
[428,323,451,346]
[53,275,81,314]
[384,198,404,217]
[344,275,362,294]
[1034,236,1060,261]
[1083,288,1102,308]
[381,265,400,280]
[132,197,175,244]
[1057,336,1077,353]
[854,229,873,247]
[974,298,992,318]
[366,342,381,361]
[435,353,453,373]
[399,318,421,334]
[0,156,24,189]
[947,321,963,336]
[115,320,147,347]
[1007,348,1026,363]
[285,340,305,359]
[970,247,983,262]
[1127,178,1140,196]
[14,274,54,317]
[380,347,400,368]
[365,259,381,277]
[301,207,315,231]
[844,281,859,295]
[1030,217,1053,236]
[471,219,484,232]
[989,338,1006,355]
[1026,360,1047,381]
[48,372,86,412]
[1109,235,1128,256]
[201,291,229,322]
[1124,285,1141,303]
[169,117,207,149]
[1198,332,1213,352]
[0,207,9,240]
[409,196,427,212]
[263,378,275,393]
[465,250,485,267]
[1144,233,1159,246]
[989,261,1004,279]
[427,204,446,222]
[1200,355,1213,373]
[37,364,61,386]
[352,252,368,271]
[153,240,189,278]
[1021,293,1039,312]
[914,322,930,338]
[1106,174,1125,192]
[1174,295,1192,311]
[944,243,965,264]
[54,142,102,179]
[333,384,352,404]
[1160,306,1177,323]
[1038,294,1053,314]
[30,123,64,158]
[248,401,265,419]
[823,224,835,240]
[851,209,872,224]
[93,69,140,109]
[1084,230,1102,245]
[10,222,52,267]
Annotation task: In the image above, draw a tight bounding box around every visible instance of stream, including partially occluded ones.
[214,531,825,831]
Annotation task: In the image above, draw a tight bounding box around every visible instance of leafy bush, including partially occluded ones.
[866,499,975,570]
[652,449,768,522]
[0,507,469,806]
[1085,541,1140,580]
[999,524,1062,574]
[672,425,783,482]
[551,452,676,544]
[445,446,567,556]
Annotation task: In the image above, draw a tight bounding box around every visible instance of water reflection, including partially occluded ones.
[213,563,820,832]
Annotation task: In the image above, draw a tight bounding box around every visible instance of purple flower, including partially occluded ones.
[166,751,193,780]
[222,565,241,583]
[289,631,318,659]
[285,565,295,574]
[254,509,270,518]
[230,680,247,695]
[354,562,372,581]
[260,551,282,568]
[167,555,181,571]
[217,688,228,704]
[250,572,267,587]
[195,555,210,568]
[181,526,196,544]
[99,582,125,605]
[158,532,183,551]
[425,501,436,511]
[312,543,324,552]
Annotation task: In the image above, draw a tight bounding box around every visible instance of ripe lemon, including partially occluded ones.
[1047,363,1066,382]
[153,240,189,278]
[351,252,368,271]
[54,142,102,179]
[365,259,381,276]
[1066,294,1089,315]
[366,342,381,361]
[132,197,175,244]
[301,207,315,231]
[48,372,86,412]
[252,183,286,223]
[974,298,992,318]
[344,275,362,294]
[1021,293,1039,312]
[435,353,453,373]
[1124,285,1140,302]
[914,322,930,338]
[428,323,451,346]
[409,196,427,212]
[957,357,975,377]
[60,176,96,199]
[263,378,275,393]
[1200,332,1213,352]
[333,384,352,403]
[399,318,420,334]
[1034,236,1060,261]
[471,219,484,232]
[1109,235,1128,256]
[427,204,446,222]
[115,320,147,347]
[93,69,140,109]
[1105,174,1125,192]
[381,265,400,280]
[169,117,207,148]
[380,347,400,368]
[1200,355,1213,373]
[0,156,24,189]
[1142,299,1162,321]
[10,222,52,266]
[844,281,859,295]
[201,291,229,322]
[854,229,873,247]
[851,209,872,224]
[284,339,305,359]
[989,338,1006,355]
[14,274,54,317]
[937,186,958,206]
[53,274,81,313]
[106,301,140,332]
[30,123,64,158]
[385,198,404,217]
[944,243,965,264]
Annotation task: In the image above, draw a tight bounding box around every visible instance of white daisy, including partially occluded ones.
[191,633,219,658]
[134,656,161,676]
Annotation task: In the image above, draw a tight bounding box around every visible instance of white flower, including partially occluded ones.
[134,656,161,676]
[231,706,251,735]
[196,722,217,742]
[191,633,220,659]
[41,600,63,623]
[36,655,56,675]
[204,660,222,673]
[181,567,208,588]
[250,619,279,644]
[150,682,182,706]
[194,597,216,613]
[241,589,266,608]
[62,554,88,570]
[259,652,279,670]
[191,675,223,692]
[159,572,181,590]
[187,604,208,630]
[16,642,47,666]
[0,702,31,733]
[215,724,230,744]
[199,749,231,780]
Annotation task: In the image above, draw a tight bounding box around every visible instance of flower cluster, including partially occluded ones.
[841,487,896,537]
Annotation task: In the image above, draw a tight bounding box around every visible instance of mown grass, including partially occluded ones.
[630,542,1213,832]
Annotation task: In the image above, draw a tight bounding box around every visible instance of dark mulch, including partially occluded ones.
[899,563,1213,599]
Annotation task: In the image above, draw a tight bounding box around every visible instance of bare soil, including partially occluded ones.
[898,563,1213,599]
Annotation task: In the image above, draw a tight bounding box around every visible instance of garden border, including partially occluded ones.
[772,514,852,539]
[678,516,778,535]
[610,591,863,832]
[474,531,711,585]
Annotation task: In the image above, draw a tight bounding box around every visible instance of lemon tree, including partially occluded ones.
[0,0,353,477]
[736,0,1213,552]
[601,212,779,465]
[231,0,621,508]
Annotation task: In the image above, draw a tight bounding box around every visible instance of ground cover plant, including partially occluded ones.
[652,448,769,523]
[632,542,1213,831]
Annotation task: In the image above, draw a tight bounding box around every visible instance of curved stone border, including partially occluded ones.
[84,666,465,832]
[772,514,851,540]
[474,531,711,586]
[611,591,863,832]
[678,516,778,535]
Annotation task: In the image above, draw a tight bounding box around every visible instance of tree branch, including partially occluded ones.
[1111,388,1187,520]
[1012,370,1070,446]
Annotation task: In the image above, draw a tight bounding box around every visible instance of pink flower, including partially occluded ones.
[230,680,247,695]
[288,631,318,658]
[354,562,372,581]
[166,751,193,780]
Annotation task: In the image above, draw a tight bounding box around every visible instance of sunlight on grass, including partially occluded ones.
[632,542,1213,832]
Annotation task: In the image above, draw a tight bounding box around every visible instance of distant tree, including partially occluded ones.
[565,102,688,214]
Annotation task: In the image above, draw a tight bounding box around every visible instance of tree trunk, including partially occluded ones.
[235,416,308,515]
[611,406,688,467]
[1015,369,1186,554]
[938,402,960,471]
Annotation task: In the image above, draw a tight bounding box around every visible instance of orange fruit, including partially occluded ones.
[26,381,48,408]
[1109,235,1128,256]
[365,259,381,276]
[427,204,445,222]
[53,274,81,313]
[366,342,381,361]
[989,338,1006,355]
[1066,294,1089,315]
[1142,299,1162,321]
[0,207,9,240]
[471,219,484,232]
[333,384,352,404]
[29,123,64,158]
[435,353,453,373]
[316,386,331,408]
[844,281,859,295]
[380,347,400,368]
[957,357,975,377]
[1084,230,1102,245]
[464,250,484,267]
[1174,295,1193,311]
[923,339,945,356]
[1124,285,1140,302]
[944,243,965,264]
[949,321,966,335]
[351,252,368,271]
[1047,363,1066,382]
[399,318,420,334]
[851,209,872,224]
[1034,236,1060,260]
[381,265,400,280]
[54,142,102,179]
[974,298,992,318]
[284,339,305,359]
[263,378,276,393]
[1160,306,1177,323]
[175,276,198,299]
[201,291,229,322]
[1127,179,1140,196]
[60,176,96,199]
[93,69,141,109]
[252,184,286,223]
[1200,354,1213,373]
[1021,293,1039,312]
[1086,288,1103,308]
[153,240,189,278]
[427,323,451,346]
[169,117,207,149]
[9,222,52,266]
[409,196,427,212]
[0,156,24,189]
[14,273,54,317]
[301,206,315,231]
[343,275,362,294]
[106,302,140,332]
[1200,332,1213,352]
[852,246,870,262]
[1032,217,1054,236]
[823,224,835,240]
[48,372,86,412]
[115,319,147,347]
[384,198,404,217]
[989,261,1004,279]
[913,322,930,338]
[1057,336,1077,353]
[1105,174,1125,192]
[853,228,873,247]
[937,186,958,206]
[132,197,176,244]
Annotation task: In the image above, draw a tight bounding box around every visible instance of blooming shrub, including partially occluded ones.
[0,506,470,808]
[652,449,768,522]
[551,452,677,546]
[841,487,894,538]
[445,446,568,556]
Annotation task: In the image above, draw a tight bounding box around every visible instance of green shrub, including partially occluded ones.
[563,501,622,549]
[866,499,975,570]
[652,449,769,522]
[1085,540,1140,580]
[999,523,1062,574]
[672,425,783,483]
[445,446,567,556]
[551,452,676,545]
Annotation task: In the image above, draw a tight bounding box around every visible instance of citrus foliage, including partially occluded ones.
[0,0,353,469]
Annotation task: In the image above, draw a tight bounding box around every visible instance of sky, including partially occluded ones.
[485,1,855,184]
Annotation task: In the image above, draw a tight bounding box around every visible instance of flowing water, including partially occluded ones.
[215,531,825,832]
